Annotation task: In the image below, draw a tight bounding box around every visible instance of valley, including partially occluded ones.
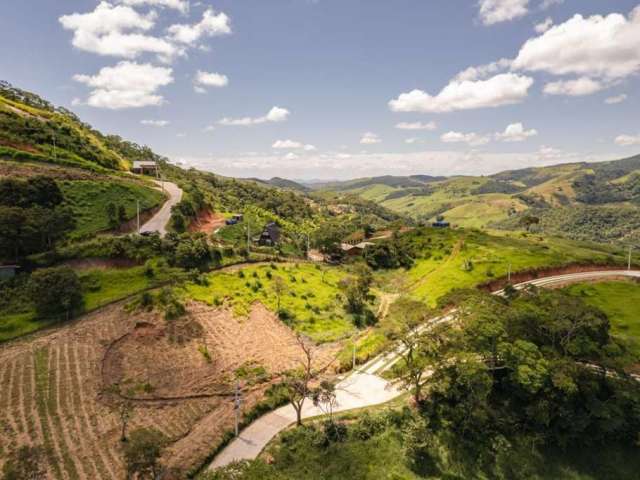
[1,82,639,480]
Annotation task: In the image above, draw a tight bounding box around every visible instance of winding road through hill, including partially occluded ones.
[140,180,183,236]
[209,269,640,471]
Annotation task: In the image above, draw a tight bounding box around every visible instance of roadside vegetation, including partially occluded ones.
[207,287,640,480]
[565,280,640,361]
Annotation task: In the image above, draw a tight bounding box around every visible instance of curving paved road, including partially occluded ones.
[140,180,183,237]
[209,269,640,470]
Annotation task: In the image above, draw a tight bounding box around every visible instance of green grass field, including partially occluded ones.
[379,228,626,307]
[565,280,640,359]
[0,262,177,342]
[59,179,165,239]
[185,263,364,343]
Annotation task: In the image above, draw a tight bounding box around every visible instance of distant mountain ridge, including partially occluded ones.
[311,154,640,244]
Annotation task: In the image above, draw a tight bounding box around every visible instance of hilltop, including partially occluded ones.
[313,155,640,243]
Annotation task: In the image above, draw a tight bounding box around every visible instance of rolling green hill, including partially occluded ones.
[314,155,640,243]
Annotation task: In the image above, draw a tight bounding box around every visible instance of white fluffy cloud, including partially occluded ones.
[478,0,529,25]
[534,17,553,33]
[141,119,170,126]
[389,73,533,113]
[615,134,640,146]
[405,138,422,144]
[168,8,231,45]
[194,71,229,91]
[73,61,174,109]
[115,0,189,14]
[496,122,538,142]
[218,106,290,126]
[441,131,491,147]
[395,121,437,131]
[605,94,627,105]
[513,7,640,80]
[360,132,381,145]
[59,2,180,61]
[543,77,603,96]
[272,140,316,151]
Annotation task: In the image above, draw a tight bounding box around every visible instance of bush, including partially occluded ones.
[28,266,83,318]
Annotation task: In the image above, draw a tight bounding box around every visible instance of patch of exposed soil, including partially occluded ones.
[479,263,630,292]
[189,209,227,234]
[0,298,339,479]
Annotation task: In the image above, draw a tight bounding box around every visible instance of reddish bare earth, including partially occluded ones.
[189,210,227,234]
[0,300,338,478]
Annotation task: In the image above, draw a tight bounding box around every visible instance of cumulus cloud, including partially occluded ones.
[141,119,170,126]
[615,134,640,146]
[283,152,299,161]
[534,17,553,33]
[194,71,228,91]
[218,106,290,126]
[395,121,437,131]
[513,8,640,80]
[73,61,174,109]
[605,94,627,105]
[478,0,529,26]
[168,8,231,45]
[115,0,189,14]
[454,58,512,82]
[543,77,603,96]
[496,122,538,142]
[272,139,316,151]
[441,131,491,147]
[173,148,616,181]
[59,2,180,61]
[360,132,381,145]
[405,138,422,144]
[389,73,533,113]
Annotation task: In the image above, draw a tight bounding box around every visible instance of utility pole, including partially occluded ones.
[352,341,356,371]
[234,381,242,437]
[52,132,56,161]
[136,200,140,233]
[507,263,512,283]
[628,245,633,271]
[246,221,251,255]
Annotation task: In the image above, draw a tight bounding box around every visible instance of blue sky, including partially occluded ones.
[1,0,639,179]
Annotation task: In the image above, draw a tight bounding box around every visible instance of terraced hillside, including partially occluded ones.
[313,155,640,243]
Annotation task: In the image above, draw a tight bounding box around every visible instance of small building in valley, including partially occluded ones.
[131,161,158,175]
[0,265,19,280]
[258,222,281,246]
[341,241,374,257]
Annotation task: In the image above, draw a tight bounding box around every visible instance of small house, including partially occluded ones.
[258,222,281,246]
[0,265,18,281]
[131,161,158,175]
[340,242,374,257]
[432,220,450,228]
[225,214,244,226]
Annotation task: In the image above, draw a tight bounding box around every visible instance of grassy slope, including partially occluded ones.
[60,179,165,239]
[0,94,128,172]
[316,156,640,234]
[0,262,177,342]
[565,280,640,358]
[186,263,364,343]
[376,228,626,307]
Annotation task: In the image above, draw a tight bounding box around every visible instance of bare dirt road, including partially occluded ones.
[139,180,183,236]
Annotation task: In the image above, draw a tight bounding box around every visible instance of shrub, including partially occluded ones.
[29,266,83,318]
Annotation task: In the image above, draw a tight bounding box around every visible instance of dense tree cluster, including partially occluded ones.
[0,176,75,261]
[400,287,640,477]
